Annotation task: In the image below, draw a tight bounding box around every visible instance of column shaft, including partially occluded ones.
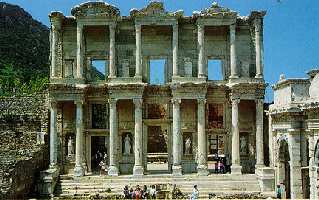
[229,24,238,78]
[51,27,58,78]
[197,98,209,175]
[197,24,205,78]
[231,99,242,174]
[108,99,119,176]
[74,101,84,177]
[49,101,57,168]
[76,24,83,79]
[172,24,178,77]
[256,99,264,167]
[135,24,142,78]
[255,18,263,78]
[109,24,116,78]
[172,98,182,175]
[133,98,144,176]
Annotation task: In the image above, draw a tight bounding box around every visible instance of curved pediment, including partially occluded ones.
[71,2,120,18]
[193,2,237,18]
[130,1,183,18]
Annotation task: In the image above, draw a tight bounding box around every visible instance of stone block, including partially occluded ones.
[231,165,242,175]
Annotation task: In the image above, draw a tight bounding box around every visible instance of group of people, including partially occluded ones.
[122,185,157,199]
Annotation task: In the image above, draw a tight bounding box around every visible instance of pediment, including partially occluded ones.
[130,1,183,18]
[193,2,237,18]
[71,2,120,18]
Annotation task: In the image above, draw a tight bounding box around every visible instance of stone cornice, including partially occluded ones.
[170,82,207,99]
[229,82,266,100]
[107,83,145,99]
[71,2,120,18]
[272,78,310,90]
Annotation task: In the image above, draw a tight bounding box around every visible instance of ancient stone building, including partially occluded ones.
[42,1,274,196]
[269,70,319,199]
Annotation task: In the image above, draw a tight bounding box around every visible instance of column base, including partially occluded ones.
[255,164,265,169]
[197,74,207,79]
[172,165,182,176]
[255,167,275,192]
[133,165,144,176]
[229,75,239,79]
[108,165,119,176]
[74,165,84,177]
[255,74,263,79]
[108,75,117,79]
[231,165,242,175]
[197,165,209,176]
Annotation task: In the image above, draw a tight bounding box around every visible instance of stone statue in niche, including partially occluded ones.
[185,137,192,155]
[184,57,192,77]
[124,134,131,155]
[67,136,74,157]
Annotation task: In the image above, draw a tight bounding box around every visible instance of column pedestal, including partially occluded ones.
[231,165,243,175]
[172,165,182,176]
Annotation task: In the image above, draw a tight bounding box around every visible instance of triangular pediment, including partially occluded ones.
[71,2,120,18]
[130,1,183,18]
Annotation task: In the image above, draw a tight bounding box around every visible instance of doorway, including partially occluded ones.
[279,140,291,198]
[146,126,169,174]
[91,136,107,173]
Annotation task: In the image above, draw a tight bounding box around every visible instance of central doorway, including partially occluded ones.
[91,136,107,174]
[278,140,291,199]
[146,125,170,174]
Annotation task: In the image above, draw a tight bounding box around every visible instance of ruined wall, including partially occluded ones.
[0,93,49,199]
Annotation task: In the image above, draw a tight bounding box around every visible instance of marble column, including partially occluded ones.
[197,24,206,78]
[74,100,84,177]
[109,23,116,78]
[135,24,142,78]
[133,98,144,176]
[49,101,58,168]
[172,98,182,175]
[172,24,179,77]
[76,24,84,79]
[197,98,209,176]
[51,23,60,78]
[231,98,242,174]
[255,18,263,79]
[229,24,238,79]
[268,113,273,167]
[108,98,119,176]
[256,99,264,167]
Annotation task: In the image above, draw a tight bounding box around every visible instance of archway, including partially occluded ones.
[278,140,291,198]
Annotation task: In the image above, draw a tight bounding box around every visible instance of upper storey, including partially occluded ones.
[49,1,266,85]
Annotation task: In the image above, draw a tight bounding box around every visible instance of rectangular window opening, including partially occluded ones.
[91,60,108,81]
[208,59,223,80]
[150,59,165,85]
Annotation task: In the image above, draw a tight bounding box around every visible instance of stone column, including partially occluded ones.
[133,98,144,176]
[255,18,263,78]
[172,98,182,175]
[135,24,142,78]
[229,24,238,79]
[256,99,264,167]
[51,23,60,78]
[76,24,84,79]
[231,98,242,174]
[197,24,206,78]
[172,23,179,77]
[197,98,209,176]
[49,101,58,168]
[268,113,273,167]
[108,98,119,176]
[109,23,116,78]
[74,100,84,177]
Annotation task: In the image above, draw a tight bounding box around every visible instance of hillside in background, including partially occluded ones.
[0,2,49,96]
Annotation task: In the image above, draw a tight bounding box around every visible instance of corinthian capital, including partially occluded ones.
[171,98,181,105]
[133,98,143,108]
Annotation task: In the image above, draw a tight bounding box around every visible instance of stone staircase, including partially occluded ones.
[55,173,266,199]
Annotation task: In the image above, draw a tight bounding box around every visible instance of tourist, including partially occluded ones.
[276,184,282,199]
[190,185,199,200]
[123,185,130,199]
[141,185,148,199]
[129,187,135,199]
[135,185,142,200]
[149,185,157,199]
[218,160,225,173]
[98,160,106,176]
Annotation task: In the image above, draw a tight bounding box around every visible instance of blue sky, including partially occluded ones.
[4,0,319,102]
